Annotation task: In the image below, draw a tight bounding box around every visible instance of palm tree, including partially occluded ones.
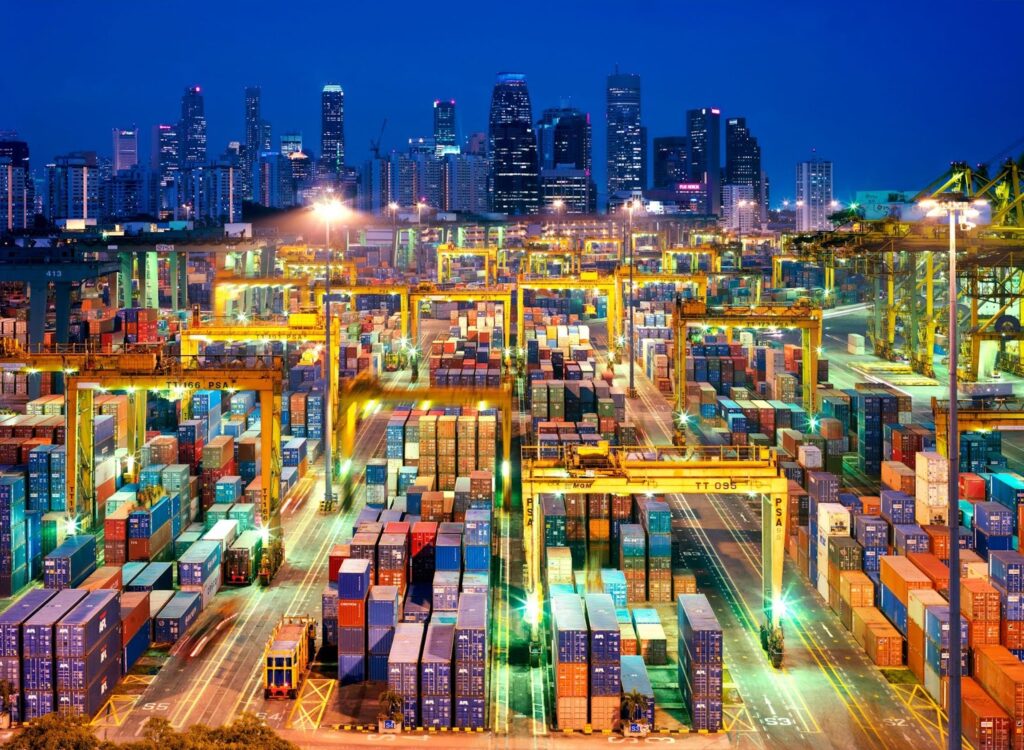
[621,688,650,727]
[377,689,404,725]
[0,678,12,728]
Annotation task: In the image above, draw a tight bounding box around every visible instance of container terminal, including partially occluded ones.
[1,180,1024,750]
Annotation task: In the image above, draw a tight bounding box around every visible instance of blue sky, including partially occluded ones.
[4,0,1022,204]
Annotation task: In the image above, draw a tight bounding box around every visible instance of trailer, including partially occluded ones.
[263,615,316,699]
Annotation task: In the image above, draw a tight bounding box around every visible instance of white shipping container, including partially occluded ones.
[816,503,851,537]
[546,547,573,585]
[915,476,947,506]
[798,445,822,470]
[203,519,239,554]
[817,574,830,603]
[404,442,420,461]
[366,484,387,506]
[908,589,947,629]
[847,333,865,355]
[94,456,118,486]
[915,505,948,527]
[915,452,949,482]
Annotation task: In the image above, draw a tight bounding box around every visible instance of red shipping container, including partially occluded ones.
[1003,621,1024,651]
[81,566,122,592]
[384,521,410,537]
[969,620,1001,648]
[328,544,349,584]
[410,522,437,557]
[104,504,136,542]
[120,591,151,646]
[104,540,127,565]
[337,598,366,627]
[960,473,987,501]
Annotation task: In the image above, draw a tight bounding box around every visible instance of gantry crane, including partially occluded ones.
[336,372,513,509]
[309,282,410,337]
[629,271,710,301]
[583,237,623,264]
[0,340,158,460]
[180,313,346,477]
[408,284,513,348]
[436,243,500,286]
[931,396,1024,455]
[522,241,582,277]
[673,299,823,415]
[64,360,284,581]
[211,268,365,319]
[663,245,723,274]
[516,272,622,350]
[521,444,791,642]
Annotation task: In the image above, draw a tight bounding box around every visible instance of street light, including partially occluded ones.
[417,199,426,225]
[918,193,985,750]
[314,198,346,509]
[552,198,565,217]
[388,202,399,267]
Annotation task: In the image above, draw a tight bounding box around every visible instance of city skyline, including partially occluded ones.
[3,0,1021,205]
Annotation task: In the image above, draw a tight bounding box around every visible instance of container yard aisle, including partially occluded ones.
[99,413,391,742]
[624,364,939,750]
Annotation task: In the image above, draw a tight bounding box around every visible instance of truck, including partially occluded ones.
[263,615,316,699]
[225,529,263,585]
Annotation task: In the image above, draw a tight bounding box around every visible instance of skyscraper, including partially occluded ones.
[433,100,457,155]
[0,134,32,233]
[606,71,645,201]
[795,156,834,232]
[321,84,345,174]
[686,108,721,215]
[179,86,207,169]
[151,124,179,219]
[725,117,764,224]
[112,127,138,172]
[243,86,262,201]
[652,136,689,189]
[488,73,540,215]
[280,132,303,157]
[46,152,100,223]
[536,107,595,213]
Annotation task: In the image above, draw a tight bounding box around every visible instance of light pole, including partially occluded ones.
[315,198,345,510]
[388,201,399,268]
[919,194,984,750]
[625,199,638,399]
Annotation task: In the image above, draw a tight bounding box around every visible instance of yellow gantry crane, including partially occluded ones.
[583,237,623,264]
[337,372,513,504]
[663,245,723,274]
[673,299,823,414]
[408,284,513,347]
[931,396,1024,455]
[436,243,500,285]
[520,444,791,631]
[516,272,622,349]
[67,361,283,552]
[522,240,582,277]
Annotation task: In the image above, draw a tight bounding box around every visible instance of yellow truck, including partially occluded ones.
[263,615,316,699]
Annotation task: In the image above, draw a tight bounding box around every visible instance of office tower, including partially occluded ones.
[434,100,457,155]
[112,127,139,172]
[179,85,207,169]
[0,135,32,233]
[321,84,345,174]
[281,132,303,157]
[46,152,100,222]
[606,70,645,200]
[488,72,540,215]
[243,86,262,200]
[652,136,688,189]
[537,107,595,214]
[725,117,764,224]
[687,108,721,215]
[722,184,757,234]
[795,157,834,231]
[150,124,179,219]
[183,151,242,223]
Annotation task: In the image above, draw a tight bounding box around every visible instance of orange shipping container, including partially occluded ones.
[962,578,1002,622]
[859,496,881,516]
[973,645,1024,735]
[906,552,949,591]
[839,571,875,608]
[907,620,925,680]
[555,662,589,698]
[80,565,123,591]
[969,620,1001,649]
[962,676,1013,750]
[852,607,903,667]
[1003,621,1024,651]
[880,555,933,603]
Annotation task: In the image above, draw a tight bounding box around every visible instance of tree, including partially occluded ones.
[377,689,404,724]
[621,688,650,725]
[7,713,100,750]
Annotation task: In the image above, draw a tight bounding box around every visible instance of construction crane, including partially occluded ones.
[436,243,500,286]
[516,271,622,352]
[336,372,514,509]
[673,298,823,418]
[370,119,387,160]
[931,396,1024,455]
[521,443,791,655]
[62,360,285,582]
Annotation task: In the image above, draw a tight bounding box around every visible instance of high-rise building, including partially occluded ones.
[321,84,345,174]
[102,166,147,220]
[184,152,242,223]
[725,117,764,224]
[243,86,262,201]
[46,152,100,223]
[112,127,139,173]
[537,107,595,214]
[687,108,721,215]
[795,157,834,232]
[442,153,490,214]
[652,136,688,190]
[281,132,303,157]
[606,71,645,201]
[465,132,487,156]
[179,86,207,169]
[150,124,179,219]
[0,135,32,233]
[488,72,540,215]
[433,100,457,155]
[721,184,757,234]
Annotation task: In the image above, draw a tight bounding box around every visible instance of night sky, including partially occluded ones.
[4,0,1021,205]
